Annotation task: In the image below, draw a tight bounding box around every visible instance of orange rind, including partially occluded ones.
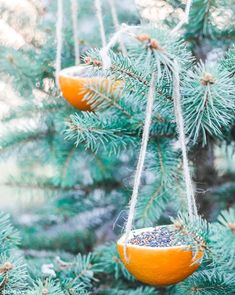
[59,65,120,111]
[117,226,203,286]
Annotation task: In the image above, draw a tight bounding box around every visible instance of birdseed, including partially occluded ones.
[128,226,187,248]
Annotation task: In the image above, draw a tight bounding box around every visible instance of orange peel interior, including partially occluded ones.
[117,226,203,286]
[59,65,121,111]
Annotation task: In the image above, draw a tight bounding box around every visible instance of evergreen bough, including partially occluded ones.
[0,0,234,294]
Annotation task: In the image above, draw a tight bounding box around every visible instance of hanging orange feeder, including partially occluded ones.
[59,65,121,111]
[117,226,203,286]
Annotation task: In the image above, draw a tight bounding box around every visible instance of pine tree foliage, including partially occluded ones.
[0,0,234,294]
[65,112,137,155]
[135,141,183,225]
[171,209,235,293]
[221,46,235,78]
[0,254,27,295]
[210,208,235,269]
[65,253,101,287]
[0,212,20,249]
[95,243,134,281]
[0,213,28,294]
[176,270,235,295]
[172,214,210,257]
[182,63,235,144]
[105,286,157,295]
[185,0,235,42]
[27,279,64,295]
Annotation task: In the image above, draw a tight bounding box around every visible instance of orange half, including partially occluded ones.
[59,65,121,111]
[117,226,203,286]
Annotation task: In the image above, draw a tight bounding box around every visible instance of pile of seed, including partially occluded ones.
[129,226,186,248]
[71,71,92,78]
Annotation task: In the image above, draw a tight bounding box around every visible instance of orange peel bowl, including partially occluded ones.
[59,65,121,111]
[117,226,203,286]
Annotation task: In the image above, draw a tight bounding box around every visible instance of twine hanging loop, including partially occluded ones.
[123,71,157,261]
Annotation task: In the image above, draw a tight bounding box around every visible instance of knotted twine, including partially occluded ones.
[100,24,139,70]
[100,24,130,70]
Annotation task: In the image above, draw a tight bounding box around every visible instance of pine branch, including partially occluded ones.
[0,255,28,294]
[95,243,134,281]
[107,286,157,295]
[136,141,182,224]
[27,279,64,295]
[82,80,132,118]
[183,63,235,144]
[2,99,66,123]
[176,270,235,294]
[0,212,21,250]
[65,112,137,154]
[173,213,210,254]
[2,177,122,194]
[55,253,101,291]
[221,46,235,77]
[86,49,175,102]
[0,127,54,156]
[209,207,235,269]
[185,0,216,40]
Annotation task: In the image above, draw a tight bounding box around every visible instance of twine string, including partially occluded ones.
[100,24,138,70]
[172,59,198,219]
[171,0,193,34]
[108,0,127,56]
[71,0,80,65]
[123,71,157,261]
[95,0,107,47]
[55,0,197,250]
[55,0,63,87]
